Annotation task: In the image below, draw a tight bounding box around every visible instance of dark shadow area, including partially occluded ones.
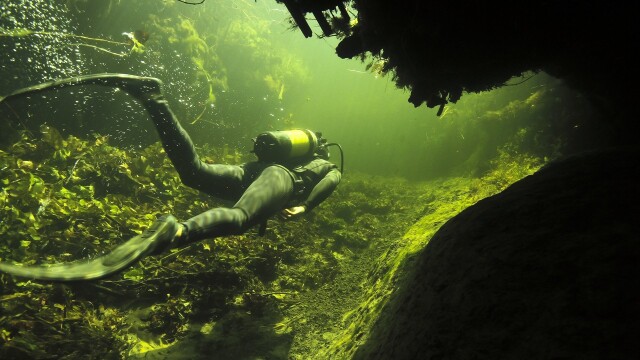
[337,1,638,132]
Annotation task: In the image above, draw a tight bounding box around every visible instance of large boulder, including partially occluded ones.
[354,147,640,359]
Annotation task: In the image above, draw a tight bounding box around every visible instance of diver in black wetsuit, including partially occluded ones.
[0,74,341,281]
[135,82,342,255]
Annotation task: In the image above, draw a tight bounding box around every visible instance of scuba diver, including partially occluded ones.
[0,74,343,281]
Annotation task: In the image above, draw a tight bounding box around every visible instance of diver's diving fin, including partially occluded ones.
[0,214,178,281]
[0,73,163,105]
[0,76,179,282]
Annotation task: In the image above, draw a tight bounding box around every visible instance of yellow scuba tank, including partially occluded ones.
[252,129,320,163]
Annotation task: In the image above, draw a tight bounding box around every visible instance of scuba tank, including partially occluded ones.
[252,129,345,173]
[252,129,321,163]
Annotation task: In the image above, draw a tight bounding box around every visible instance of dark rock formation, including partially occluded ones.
[329,3,640,358]
[338,1,639,138]
[354,148,640,359]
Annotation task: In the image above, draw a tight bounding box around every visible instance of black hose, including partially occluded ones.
[325,142,344,174]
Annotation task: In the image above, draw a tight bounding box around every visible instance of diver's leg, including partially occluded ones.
[139,94,245,199]
[107,75,244,199]
[174,165,295,245]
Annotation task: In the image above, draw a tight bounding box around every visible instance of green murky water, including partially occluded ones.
[0,1,598,359]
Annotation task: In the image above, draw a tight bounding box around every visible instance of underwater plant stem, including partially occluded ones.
[256,291,298,297]
[64,159,80,185]
[68,43,127,57]
[190,103,210,124]
[2,30,129,57]
[189,72,215,125]
[2,102,22,121]
[61,33,127,45]
[159,246,193,262]
[103,214,127,232]
[176,0,205,4]
[84,282,125,296]
[1,29,127,46]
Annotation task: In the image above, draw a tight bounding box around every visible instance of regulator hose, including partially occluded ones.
[325,142,344,174]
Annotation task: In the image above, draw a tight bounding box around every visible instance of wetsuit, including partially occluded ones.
[141,94,342,245]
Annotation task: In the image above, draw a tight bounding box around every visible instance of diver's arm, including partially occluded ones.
[302,168,342,212]
[281,168,341,219]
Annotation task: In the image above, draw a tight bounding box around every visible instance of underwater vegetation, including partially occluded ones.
[0,118,543,358]
[220,17,309,101]
[2,0,310,146]
[0,28,137,57]
[134,2,311,146]
[316,149,543,359]
[145,14,228,125]
[0,1,578,359]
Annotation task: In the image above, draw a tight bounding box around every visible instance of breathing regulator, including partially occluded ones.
[252,129,344,173]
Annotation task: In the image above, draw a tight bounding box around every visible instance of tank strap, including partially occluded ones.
[270,163,306,197]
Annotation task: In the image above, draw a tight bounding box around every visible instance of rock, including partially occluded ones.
[355,147,640,359]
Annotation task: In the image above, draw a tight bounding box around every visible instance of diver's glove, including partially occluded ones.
[0,214,181,281]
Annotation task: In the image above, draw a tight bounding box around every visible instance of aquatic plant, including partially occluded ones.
[0,125,377,357]
[0,28,135,57]
[0,117,546,358]
[144,14,228,124]
[316,152,544,359]
[221,19,309,101]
